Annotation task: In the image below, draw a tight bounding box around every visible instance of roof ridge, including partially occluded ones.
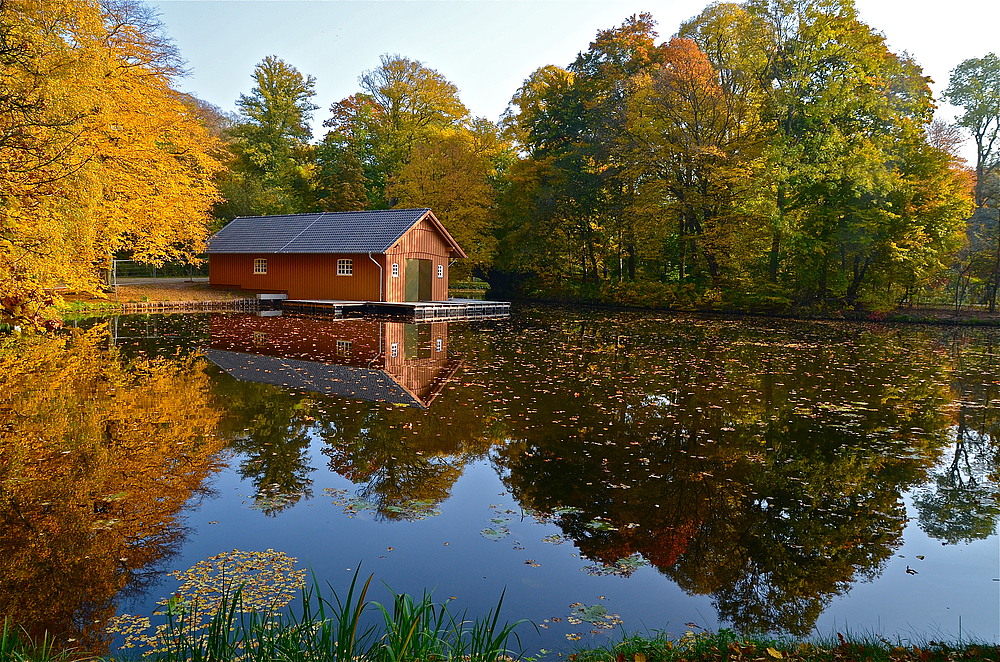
[237,212,320,219]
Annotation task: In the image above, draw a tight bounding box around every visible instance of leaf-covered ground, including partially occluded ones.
[61,279,245,305]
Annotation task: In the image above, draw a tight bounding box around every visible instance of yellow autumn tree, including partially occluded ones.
[0,327,227,653]
[0,0,221,327]
[389,121,508,279]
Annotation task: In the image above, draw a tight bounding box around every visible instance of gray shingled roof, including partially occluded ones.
[203,348,425,408]
[207,209,432,254]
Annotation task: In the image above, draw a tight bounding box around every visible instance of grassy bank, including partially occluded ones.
[3,587,997,662]
[571,630,1000,662]
[5,621,998,662]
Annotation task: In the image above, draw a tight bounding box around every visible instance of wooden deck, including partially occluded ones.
[282,298,510,320]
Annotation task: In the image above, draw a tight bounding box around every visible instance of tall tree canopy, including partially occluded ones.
[497,15,664,292]
[319,54,470,210]
[318,54,508,277]
[945,54,1000,309]
[0,0,221,327]
[216,55,318,219]
[945,53,1000,208]
[493,3,972,312]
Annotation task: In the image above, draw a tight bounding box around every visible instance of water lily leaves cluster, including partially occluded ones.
[326,487,442,522]
[107,548,306,655]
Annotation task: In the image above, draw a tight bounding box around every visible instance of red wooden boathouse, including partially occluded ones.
[207,208,466,302]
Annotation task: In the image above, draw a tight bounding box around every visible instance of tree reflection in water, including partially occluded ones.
[489,316,978,635]
[0,327,226,652]
[204,315,502,519]
[912,329,1000,544]
[202,311,999,635]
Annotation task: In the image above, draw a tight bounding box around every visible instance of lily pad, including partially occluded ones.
[481,526,511,541]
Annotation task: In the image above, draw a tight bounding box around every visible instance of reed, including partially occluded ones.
[1,619,77,662]
[121,573,526,662]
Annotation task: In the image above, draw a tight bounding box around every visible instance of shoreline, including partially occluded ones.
[56,280,1000,328]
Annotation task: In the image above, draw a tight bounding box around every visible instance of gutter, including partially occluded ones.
[368,252,383,301]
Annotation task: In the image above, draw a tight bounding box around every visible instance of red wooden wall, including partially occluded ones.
[384,217,453,302]
[210,253,386,301]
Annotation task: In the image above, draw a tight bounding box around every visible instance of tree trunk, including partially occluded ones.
[587,240,600,283]
[678,214,686,282]
[817,257,829,304]
[845,255,872,306]
[992,214,1000,312]
[769,231,780,282]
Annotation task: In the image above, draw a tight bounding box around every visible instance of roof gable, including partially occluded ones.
[208,208,458,255]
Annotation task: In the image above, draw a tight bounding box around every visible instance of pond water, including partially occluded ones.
[1,305,998,655]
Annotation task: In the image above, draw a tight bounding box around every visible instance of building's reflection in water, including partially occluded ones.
[205,314,460,408]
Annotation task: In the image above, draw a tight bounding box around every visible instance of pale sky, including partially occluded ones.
[149,0,997,154]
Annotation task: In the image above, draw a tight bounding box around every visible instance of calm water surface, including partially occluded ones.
[1,305,998,654]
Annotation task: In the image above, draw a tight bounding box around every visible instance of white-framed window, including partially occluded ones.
[392,263,399,278]
[390,342,399,358]
[253,258,267,274]
[435,338,443,352]
[337,258,353,276]
[336,340,352,356]
[437,264,444,278]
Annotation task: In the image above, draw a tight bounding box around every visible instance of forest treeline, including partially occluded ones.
[4,0,1000,326]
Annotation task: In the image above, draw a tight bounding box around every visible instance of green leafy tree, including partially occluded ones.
[318,55,506,270]
[944,54,1000,208]
[320,54,469,209]
[570,13,664,283]
[497,16,664,294]
[496,65,592,294]
[313,135,368,212]
[624,36,769,294]
[945,54,1000,309]
[736,0,970,309]
[218,55,318,219]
